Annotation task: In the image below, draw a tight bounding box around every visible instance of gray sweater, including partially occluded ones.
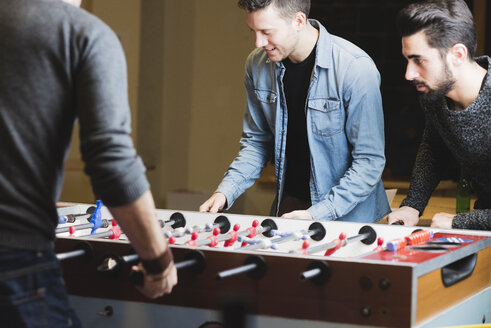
[0,0,149,250]
[401,56,491,231]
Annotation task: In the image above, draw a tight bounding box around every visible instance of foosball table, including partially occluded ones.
[55,202,491,328]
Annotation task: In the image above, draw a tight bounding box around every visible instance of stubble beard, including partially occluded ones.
[416,63,456,108]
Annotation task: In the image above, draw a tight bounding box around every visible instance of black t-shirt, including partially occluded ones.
[281,45,317,203]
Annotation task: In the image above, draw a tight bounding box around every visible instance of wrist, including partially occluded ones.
[141,248,174,275]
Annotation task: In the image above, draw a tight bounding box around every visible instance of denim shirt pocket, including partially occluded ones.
[308,98,342,137]
[254,89,277,104]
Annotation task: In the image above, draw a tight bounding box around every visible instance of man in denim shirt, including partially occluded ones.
[200,0,390,222]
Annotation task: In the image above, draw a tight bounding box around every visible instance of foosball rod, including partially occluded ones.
[298,229,376,283]
[55,219,110,234]
[56,242,92,262]
[129,250,207,285]
[85,220,121,239]
[303,225,377,255]
[158,212,186,230]
[240,222,326,251]
[99,249,206,273]
[299,261,330,285]
[216,255,266,280]
[58,205,97,224]
[191,220,262,247]
[166,214,230,238]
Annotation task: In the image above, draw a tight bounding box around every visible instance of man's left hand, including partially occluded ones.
[281,210,313,220]
[430,212,455,229]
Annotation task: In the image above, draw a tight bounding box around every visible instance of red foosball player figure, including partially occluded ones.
[109,220,122,240]
[300,240,310,255]
[373,237,384,251]
[185,232,199,247]
[324,232,347,256]
[207,227,221,247]
[241,220,260,247]
[224,224,240,247]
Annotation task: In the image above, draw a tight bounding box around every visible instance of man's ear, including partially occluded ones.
[448,43,468,66]
[293,11,307,31]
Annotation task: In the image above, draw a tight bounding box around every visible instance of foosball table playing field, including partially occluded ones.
[55,202,491,328]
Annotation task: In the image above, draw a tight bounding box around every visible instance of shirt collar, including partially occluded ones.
[309,19,331,69]
[270,19,332,69]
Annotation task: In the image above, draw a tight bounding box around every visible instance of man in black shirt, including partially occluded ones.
[279,46,317,214]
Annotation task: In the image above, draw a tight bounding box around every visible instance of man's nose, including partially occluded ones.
[255,33,267,48]
[405,63,419,81]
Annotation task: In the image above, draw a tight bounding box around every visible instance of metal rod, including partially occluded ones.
[299,268,322,280]
[165,219,175,226]
[306,241,338,254]
[56,249,85,261]
[242,228,315,251]
[346,232,370,243]
[56,222,94,233]
[306,232,370,255]
[121,254,139,263]
[240,239,272,251]
[217,263,257,280]
[86,231,113,238]
[175,259,197,270]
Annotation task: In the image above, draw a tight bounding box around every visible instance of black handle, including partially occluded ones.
[391,220,404,225]
[130,269,144,286]
[441,253,477,287]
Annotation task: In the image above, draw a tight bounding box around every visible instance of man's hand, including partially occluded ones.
[199,192,227,213]
[133,262,178,299]
[387,206,420,226]
[281,210,313,220]
[430,212,455,229]
[107,191,177,299]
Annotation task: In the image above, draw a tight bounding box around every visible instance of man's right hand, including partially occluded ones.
[387,206,420,226]
[133,262,178,299]
[199,192,227,213]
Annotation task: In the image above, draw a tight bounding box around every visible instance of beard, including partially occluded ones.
[413,63,456,108]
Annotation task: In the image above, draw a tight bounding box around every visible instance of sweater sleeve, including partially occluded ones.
[452,210,491,230]
[401,119,452,215]
[75,21,149,206]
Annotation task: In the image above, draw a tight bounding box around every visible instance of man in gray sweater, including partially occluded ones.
[388,0,490,231]
[0,0,176,326]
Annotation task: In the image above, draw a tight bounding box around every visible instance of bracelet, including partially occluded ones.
[141,248,174,275]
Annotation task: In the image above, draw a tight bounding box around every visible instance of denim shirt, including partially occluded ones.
[217,20,390,222]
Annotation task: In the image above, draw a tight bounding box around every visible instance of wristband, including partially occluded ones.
[141,248,174,275]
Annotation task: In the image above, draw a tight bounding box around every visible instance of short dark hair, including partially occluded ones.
[397,0,477,60]
[237,0,310,19]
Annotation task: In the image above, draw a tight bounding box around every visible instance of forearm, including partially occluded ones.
[107,190,169,260]
[218,153,270,207]
[452,209,491,230]
[401,124,449,214]
[217,114,273,208]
